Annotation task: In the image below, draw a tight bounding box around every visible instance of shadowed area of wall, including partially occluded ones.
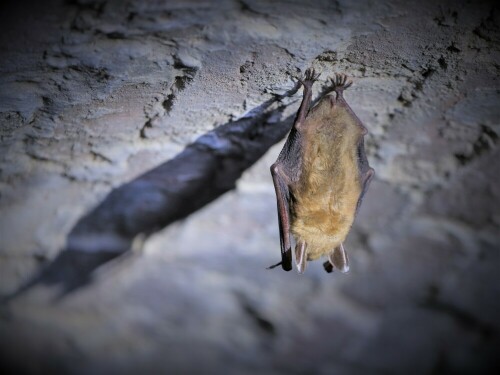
[6,91,299,298]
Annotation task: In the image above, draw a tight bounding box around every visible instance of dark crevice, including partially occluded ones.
[236,293,276,335]
[139,119,152,139]
[421,67,435,78]
[473,7,500,43]
[140,66,198,139]
[162,93,175,113]
[397,63,438,107]
[316,50,337,63]
[397,93,412,107]
[105,31,126,39]
[454,124,498,166]
[174,74,192,91]
[446,43,461,53]
[68,65,111,82]
[238,0,267,17]
[438,56,448,70]
[243,304,276,335]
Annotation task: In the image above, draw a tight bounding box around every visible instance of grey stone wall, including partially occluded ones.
[0,0,499,373]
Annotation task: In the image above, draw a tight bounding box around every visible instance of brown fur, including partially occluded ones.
[290,95,365,260]
[269,70,373,273]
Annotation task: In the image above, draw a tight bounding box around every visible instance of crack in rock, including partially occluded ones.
[140,59,198,139]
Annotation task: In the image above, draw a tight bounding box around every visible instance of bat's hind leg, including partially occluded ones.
[323,261,334,273]
[294,68,320,130]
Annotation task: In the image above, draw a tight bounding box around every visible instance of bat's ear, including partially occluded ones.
[329,94,336,107]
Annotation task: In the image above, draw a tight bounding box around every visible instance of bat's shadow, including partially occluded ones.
[5,90,306,301]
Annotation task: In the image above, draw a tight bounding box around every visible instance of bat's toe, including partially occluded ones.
[323,261,334,273]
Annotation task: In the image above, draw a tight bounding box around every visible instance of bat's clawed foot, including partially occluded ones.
[267,261,283,270]
[323,261,334,273]
[298,68,321,91]
[330,73,353,96]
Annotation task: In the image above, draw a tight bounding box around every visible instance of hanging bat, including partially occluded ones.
[269,68,374,274]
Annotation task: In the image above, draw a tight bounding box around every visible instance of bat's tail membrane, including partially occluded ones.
[328,243,350,273]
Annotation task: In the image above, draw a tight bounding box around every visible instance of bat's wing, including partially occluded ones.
[355,167,375,215]
[269,163,293,271]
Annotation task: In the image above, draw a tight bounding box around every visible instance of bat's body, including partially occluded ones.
[270,69,374,273]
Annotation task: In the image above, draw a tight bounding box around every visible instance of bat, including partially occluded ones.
[269,68,374,273]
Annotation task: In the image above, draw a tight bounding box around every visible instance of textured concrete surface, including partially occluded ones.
[1,0,499,374]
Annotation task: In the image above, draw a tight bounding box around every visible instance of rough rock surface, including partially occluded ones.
[1,0,499,373]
